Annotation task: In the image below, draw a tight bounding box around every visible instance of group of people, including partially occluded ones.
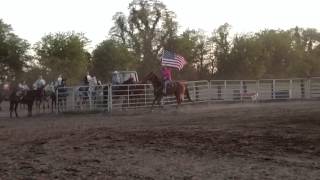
[14,66,172,95]
[17,74,62,93]
[17,71,103,92]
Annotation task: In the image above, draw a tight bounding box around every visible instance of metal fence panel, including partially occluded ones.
[56,77,320,113]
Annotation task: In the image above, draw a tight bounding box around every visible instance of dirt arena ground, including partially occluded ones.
[0,101,320,179]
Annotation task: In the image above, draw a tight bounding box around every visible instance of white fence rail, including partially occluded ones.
[56,77,320,113]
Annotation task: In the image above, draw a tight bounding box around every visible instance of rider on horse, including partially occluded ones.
[33,75,46,90]
[83,72,91,85]
[161,66,172,95]
[33,75,46,98]
[57,74,63,86]
[18,81,29,96]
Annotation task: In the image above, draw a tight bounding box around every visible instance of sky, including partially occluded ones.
[1,0,319,50]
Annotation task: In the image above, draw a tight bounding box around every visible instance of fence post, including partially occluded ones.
[289,80,293,99]
[108,85,112,112]
[72,87,75,111]
[240,80,243,101]
[224,80,227,101]
[272,80,276,100]
[256,80,260,101]
[193,82,196,101]
[207,81,210,102]
[89,86,92,111]
[56,87,59,114]
[127,85,130,108]
[144,84,147,105]
[308,78,312,99]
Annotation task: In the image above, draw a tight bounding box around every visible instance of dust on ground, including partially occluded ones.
[0,101,320,179]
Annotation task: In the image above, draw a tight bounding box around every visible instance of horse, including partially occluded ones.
[55,79,68,112]
[142,72,192,109]
[43,83,58,112]
[75,78,99,110]
[33,86,46,112]
[103,77,146,109]
[9,88,37,118]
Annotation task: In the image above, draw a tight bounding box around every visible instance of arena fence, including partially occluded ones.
[56,77,320,113]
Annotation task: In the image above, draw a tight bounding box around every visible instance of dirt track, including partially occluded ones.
[0,101,320,179]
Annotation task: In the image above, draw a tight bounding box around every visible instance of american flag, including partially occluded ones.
[161,50,187,70]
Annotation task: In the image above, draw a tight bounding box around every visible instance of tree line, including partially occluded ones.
[1,0,320,85]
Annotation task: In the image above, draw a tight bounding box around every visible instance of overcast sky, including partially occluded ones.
[1,0,319,50]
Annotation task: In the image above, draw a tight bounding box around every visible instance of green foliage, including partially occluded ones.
[91,40,138,82]
[0,19,30,81]
[34,32,90,84]
[213,26,320,79]
[210,23,232,79]
[166,30,210,80]
[110,0,178,74]
[3,0,320,81]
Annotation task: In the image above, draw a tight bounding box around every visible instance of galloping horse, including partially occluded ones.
[142,72,192,109]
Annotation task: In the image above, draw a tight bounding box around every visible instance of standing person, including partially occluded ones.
[161,66,172,95]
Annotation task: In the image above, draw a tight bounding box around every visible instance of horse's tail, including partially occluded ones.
[185,86,192,102]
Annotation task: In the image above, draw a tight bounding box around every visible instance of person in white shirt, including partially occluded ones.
[57,74,63,86]
[33,75,46,90]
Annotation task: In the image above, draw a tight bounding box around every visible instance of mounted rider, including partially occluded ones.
[57,74,63,86]
[161,66,172,95]
[33,75,46,90]
[18,81,29,95]
[83,71,91,85]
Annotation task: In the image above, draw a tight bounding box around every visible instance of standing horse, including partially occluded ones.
[9,88,37,118]
[142,72,192,109]
[76,78,97,110]
[55,79,68,112]
[33,86,46,112]
[44,83,57,112]
[103,77,146,109]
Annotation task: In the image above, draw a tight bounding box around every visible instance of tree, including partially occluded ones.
[167,30,210,80]
[91,40,138,82]
[227,35,266,79]
[34,32,90,84]
[110,0,178,74]
[288,27,320,77]
[0,19,30,81]
[210,23,231,79]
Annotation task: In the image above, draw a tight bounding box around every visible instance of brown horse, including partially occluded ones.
[9,88,37,118]
[142,72,192,109]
